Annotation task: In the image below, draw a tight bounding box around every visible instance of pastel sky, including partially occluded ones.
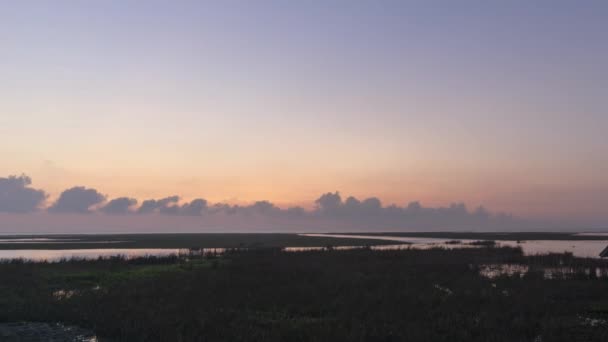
[1,1,607,229]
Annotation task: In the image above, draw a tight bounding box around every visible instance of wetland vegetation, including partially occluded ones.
[2,244,608,341]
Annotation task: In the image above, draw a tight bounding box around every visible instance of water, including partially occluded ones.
[1,234,608,261]
[0,248,185,261]
[283,244,410,252]
[479,264,608,279]
[499,240,608,258]
[0,237,129,244]
[0,238,78,242]
[302,234,608,258]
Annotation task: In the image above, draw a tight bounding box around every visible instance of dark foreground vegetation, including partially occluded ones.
[2,247,608,341]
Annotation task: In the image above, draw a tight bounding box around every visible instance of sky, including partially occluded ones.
[1,1,607,232]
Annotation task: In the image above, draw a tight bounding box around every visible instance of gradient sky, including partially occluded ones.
[1,1,607,225]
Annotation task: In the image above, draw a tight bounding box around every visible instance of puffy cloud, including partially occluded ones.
[48,186,106,214]
[313,193,383,217]
[344,196,360,207]
[137,199,159,214]
[315,192,343,215]
[248,201,280,215]
[405,201,422,213]
[137,196,180,214]
[135,196,211,216]
[180,198,208,216]
[100,197,138,215]
[0,174,47,213]
[360,197,382,215]
[206,201,281,217]
[210,203,239,215]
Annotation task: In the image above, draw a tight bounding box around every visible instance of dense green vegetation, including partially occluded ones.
[0,233,396,250]
[2,246,608,341]
[345,231,608,241]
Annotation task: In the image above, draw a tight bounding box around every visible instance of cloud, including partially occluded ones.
[137,196,180,214]
[180,198,208,216]
[286,206,306,218]
[210,203,239,215]
[315,191,343,215]
[313,193,383,217]
[0,174,532,230]
[100,197,138,215]
[0,174,47,213]
[305,192,521,229]
[343,196,361,213]
[48,186,106,214]
[205,201,281,217]
[360,197,382,215]
[248,201,281,215]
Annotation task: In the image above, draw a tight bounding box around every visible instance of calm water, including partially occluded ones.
[0,248,185,261]
[1,234,607,261]
[302,234,608,258]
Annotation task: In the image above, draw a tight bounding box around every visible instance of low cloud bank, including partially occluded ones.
[0,175,528,230]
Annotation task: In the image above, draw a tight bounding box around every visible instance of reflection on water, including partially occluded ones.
[0,247,232,262]
[0,249,184,261]
[499,240,608,258]
[0,237,129,245]
[479,264,608,279]
[479,264,529,278]
[284,244,410,252]
[302,234,608,258]
[0,238,77,242]
[2,234,608,261]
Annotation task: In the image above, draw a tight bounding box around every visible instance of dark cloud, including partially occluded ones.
[0,174,47,213]
[100,197,138,215]
[48,186,106,214]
